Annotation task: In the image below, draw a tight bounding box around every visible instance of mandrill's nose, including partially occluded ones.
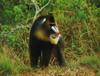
[51,26,59,33]
[55,32,60,36]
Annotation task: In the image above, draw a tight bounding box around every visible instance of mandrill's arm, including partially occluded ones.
[53,37,66,66]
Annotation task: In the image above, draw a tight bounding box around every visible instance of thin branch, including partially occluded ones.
[31,0,40,12]
[37,0,51,15]
[31,0,51,21]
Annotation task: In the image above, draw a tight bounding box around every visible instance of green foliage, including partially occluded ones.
[88,0,100,7]
[0,0,35,25]
[0,25,29,51]
[13,5,24,22]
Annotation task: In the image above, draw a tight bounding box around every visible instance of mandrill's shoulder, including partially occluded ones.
[31,16,47,31]
[35,16,47,26]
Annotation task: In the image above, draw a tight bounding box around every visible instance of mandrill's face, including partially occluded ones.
[49,24,61,45]
[44,19,61,45]
[34,17,62,45]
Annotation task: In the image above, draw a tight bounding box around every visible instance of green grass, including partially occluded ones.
[0,54,17,75]
[80,55,100,71]
[0,46,31,76]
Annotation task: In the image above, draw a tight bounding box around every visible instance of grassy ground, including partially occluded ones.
[19,66,96,76]
[0,45,100,76]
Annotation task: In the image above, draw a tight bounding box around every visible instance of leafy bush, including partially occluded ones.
[88,0,100,7]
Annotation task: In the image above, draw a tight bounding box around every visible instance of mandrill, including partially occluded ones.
[29,14,65,67]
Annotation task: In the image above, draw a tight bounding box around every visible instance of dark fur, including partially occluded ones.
[29,15,65,67]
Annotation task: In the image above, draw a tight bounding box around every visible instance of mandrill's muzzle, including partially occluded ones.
[49,26,61,45]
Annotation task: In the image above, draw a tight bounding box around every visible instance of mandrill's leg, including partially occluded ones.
[29,40,41,67]
[40,49,52,67]
[29,47,41,67]
[40,43,53,67]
